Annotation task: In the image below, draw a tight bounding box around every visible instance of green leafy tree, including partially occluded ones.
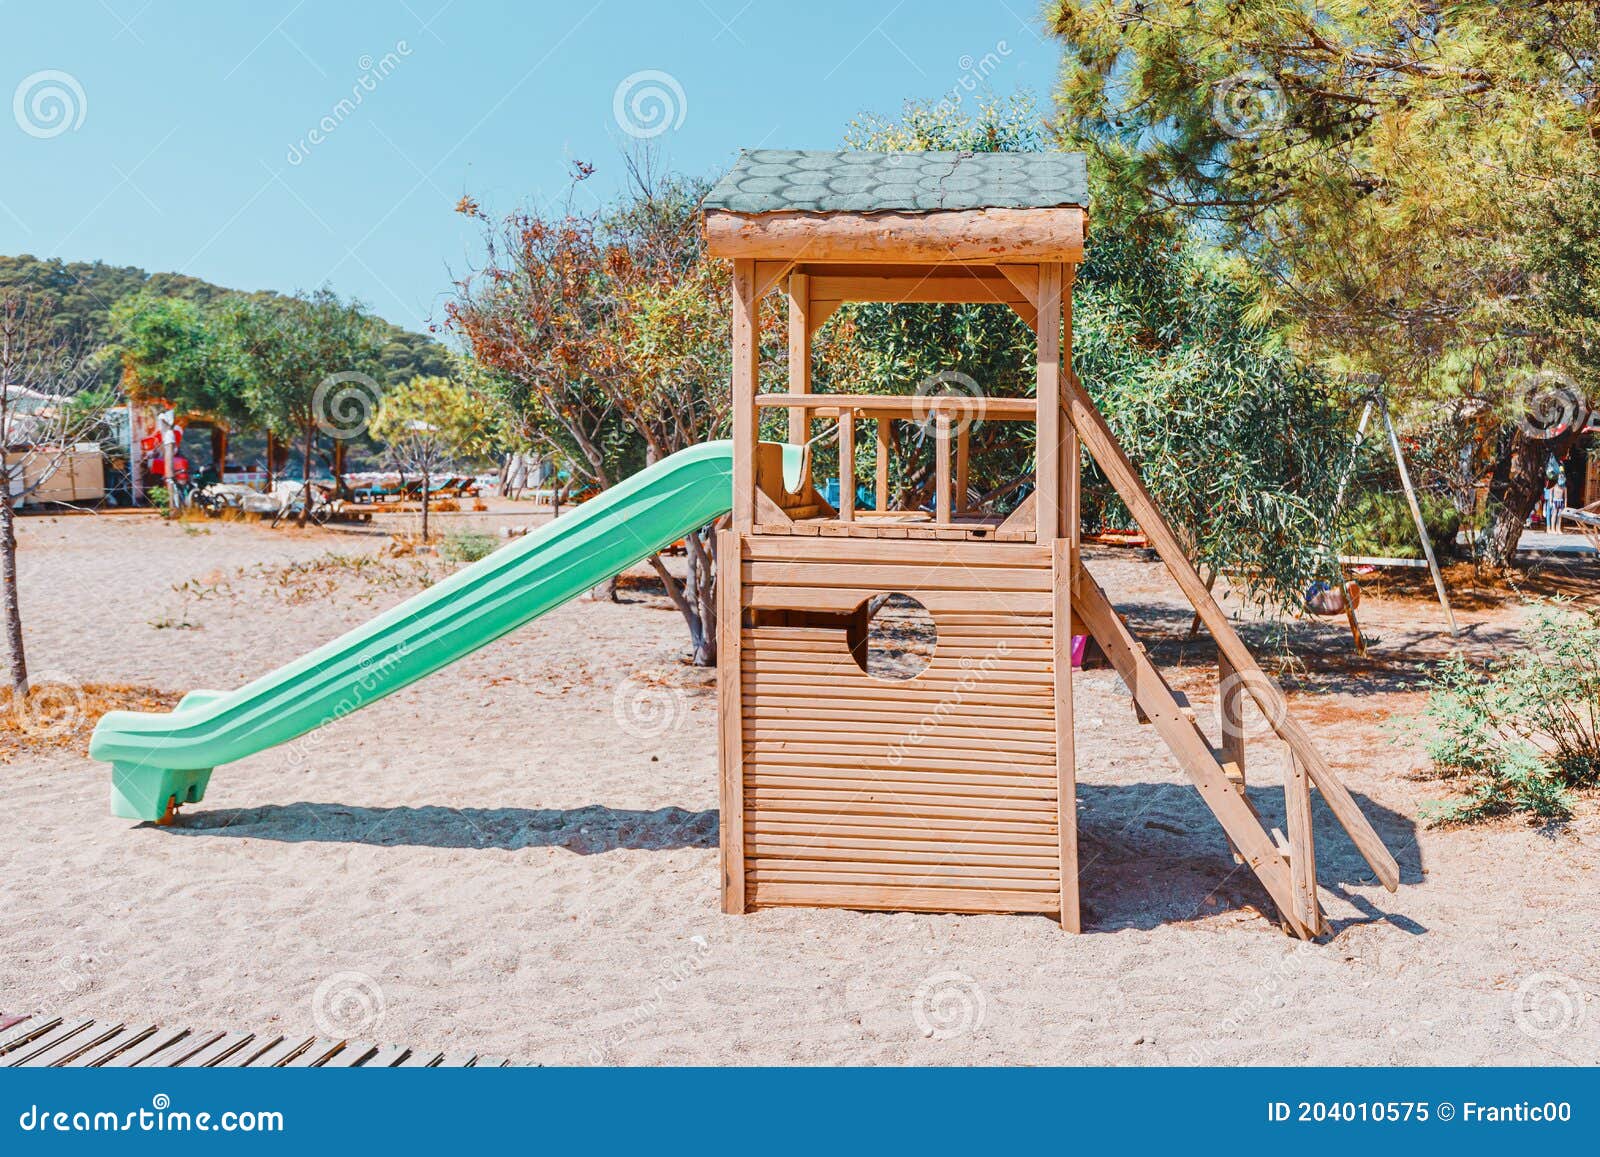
[447,158,767,658]
[1048,0,1600,564]
[369,374,492,542]
[221,288,387,525]
[838,96,1348,614]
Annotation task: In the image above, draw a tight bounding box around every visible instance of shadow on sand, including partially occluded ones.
[162,780,1424,939]
[163,801,718,854]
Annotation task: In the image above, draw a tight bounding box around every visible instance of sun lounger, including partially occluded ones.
[1559,501,1600,550]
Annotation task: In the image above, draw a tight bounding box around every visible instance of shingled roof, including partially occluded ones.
[704,149,1089,215]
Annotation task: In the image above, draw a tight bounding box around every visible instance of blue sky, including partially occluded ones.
[1,1,1059,333]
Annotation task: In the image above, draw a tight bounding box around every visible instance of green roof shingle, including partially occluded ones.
[704,149,1089,215]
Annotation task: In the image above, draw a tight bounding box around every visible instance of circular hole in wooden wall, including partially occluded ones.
[855,593,937,680]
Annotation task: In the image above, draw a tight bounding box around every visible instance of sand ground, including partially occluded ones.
[2,505,1597,1065]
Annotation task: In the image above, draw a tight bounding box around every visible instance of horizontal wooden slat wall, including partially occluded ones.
[738,536,1061,915]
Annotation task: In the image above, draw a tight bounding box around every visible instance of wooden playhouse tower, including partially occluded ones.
[702,150,1399,938]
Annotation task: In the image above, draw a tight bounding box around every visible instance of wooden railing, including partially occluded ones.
[753,393,1036,524]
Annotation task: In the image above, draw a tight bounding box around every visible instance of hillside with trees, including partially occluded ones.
[0,253,451,384]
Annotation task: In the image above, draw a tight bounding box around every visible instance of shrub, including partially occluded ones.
[441,530,498,564]
[1420,604,1600,824]
[1344,491,1463,560]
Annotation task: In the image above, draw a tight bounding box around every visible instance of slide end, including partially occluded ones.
[109,763,213,822]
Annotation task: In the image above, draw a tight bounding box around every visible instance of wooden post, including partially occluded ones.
[1218,647,1246,865]
[1052,538,1080,932]
[1218,650,1246,787]
[1035,264,1063,539]
[934,412,952,524]
[1283,752,1323,935]
[717,528,746,913]
[732,259,760,531]
[875,417,891,512]
[954,426,970,514]
[838,408,855,521]
[786,272,811,446]
[1062,265,1079,545]
[1379,396,1459,638]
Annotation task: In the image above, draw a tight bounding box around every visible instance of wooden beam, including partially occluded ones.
[1052,538,1080,933]
[996,263,1040,304]
[754,260,795,301]
[1035,264,1063,540]
[1062,264,1080,547]
[704,207,1087,263]
[875,417,891,512]
[806,299,843,337]
[807,270,1027,306]
[787,272,811,445]
[1379,395,1459,638]
[955,426,970,513]
[1218,650,1245,786]
[838,409,855,522]
[1218,648,1246,865]
[731,259,760,530]
[934,412,952,525]
[1073,563,1316,939]
[753,394,1036,420]
[996,490,1036,538]
[1284,752,1325,936]
[1060,372,1401,892]
[718,528,747,914]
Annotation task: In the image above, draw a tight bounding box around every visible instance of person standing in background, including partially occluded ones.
[1545,473,1567,532]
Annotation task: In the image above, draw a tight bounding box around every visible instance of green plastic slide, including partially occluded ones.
[91,440,799,821]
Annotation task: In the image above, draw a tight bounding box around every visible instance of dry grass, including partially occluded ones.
[243,551,439,605]
[0,682,181,760]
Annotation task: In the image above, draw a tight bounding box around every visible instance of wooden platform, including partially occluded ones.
[0,1013,511,1068]
[755,515,1030,542]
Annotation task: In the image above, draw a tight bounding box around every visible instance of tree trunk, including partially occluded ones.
[162,422,176,512]
[1482,426,1579,567]
[128,400,144,505]
[265,429,277,489]
[420,469,430,543]
[332,439,349,500]
[646,525,720,666]
[0,485,28,696]
[298,423,316,527]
